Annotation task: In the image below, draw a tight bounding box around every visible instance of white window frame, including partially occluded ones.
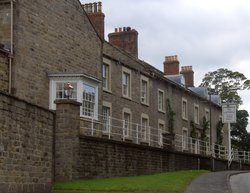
[194,103,199,125]
[82,83,98,118]
[49,74,99,120]
[182,127,188,150]
[158,119,165,146]
[122,67,132,99]
[103,58,111,92]
[122,108,132,138]
[102,101,112,133]
[182,98,188,120]
[141,113,149,142]
[140,75,149,105]
[158,89,165,113]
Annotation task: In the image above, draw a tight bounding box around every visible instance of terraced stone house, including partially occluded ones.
[0,0,233,193]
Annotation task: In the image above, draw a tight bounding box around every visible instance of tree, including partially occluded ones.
[231,110,250,151]
[200,68,250,151]
[199,68,250,105]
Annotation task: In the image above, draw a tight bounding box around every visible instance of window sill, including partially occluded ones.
[182,117,188,121]
[103,88,112,94]
[158,109,166,114]
[141,102,149,107]
[122,95,132,101]
[80,115,98,121]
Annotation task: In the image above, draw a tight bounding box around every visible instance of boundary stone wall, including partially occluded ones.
[77,135,250,179]
[0,92,54,193]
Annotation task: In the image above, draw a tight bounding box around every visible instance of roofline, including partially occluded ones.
[48,73,102,83]
[103,41,221,108]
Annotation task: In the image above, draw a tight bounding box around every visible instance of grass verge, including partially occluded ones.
[53,170,208,193]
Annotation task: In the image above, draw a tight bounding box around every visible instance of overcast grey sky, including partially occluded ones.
[82,0,250,131]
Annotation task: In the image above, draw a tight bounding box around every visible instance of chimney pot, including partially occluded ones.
[127,27,131,31]
[115,28,118,32]
[98,2,102,13]
[119,27,122,32]
[93,2,97,13]
[83,2,105,39]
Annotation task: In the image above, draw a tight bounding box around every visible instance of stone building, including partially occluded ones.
[0,0,234,192]
[83,3,227,147]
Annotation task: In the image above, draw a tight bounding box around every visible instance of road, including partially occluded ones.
[230,172,250,193]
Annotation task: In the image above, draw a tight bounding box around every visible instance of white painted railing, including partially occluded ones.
[79,114,250,163]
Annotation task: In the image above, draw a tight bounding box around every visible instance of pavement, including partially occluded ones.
[183,171,245,193]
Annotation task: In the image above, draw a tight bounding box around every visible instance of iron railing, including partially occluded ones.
[79,114,250,163]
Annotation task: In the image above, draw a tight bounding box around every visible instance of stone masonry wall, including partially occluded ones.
[0,92,54,193]
[11,0,102,108]
[78,136,249,179]
[103,42,225,146]
[54,100,81,181]
[0,53,9,93]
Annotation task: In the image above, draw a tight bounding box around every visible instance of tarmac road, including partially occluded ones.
[230,172,250,193]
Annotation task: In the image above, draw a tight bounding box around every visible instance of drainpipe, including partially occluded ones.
[8,0,15,94]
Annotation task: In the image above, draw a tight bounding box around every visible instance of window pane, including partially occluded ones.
[103,64,109,89]
[123,112,130,137]
[56,82,77,100]
[141,118,148,140]
[82,83,96,117]
[122,72,130,97]
[103,106,110,132]
[158,91,164,111]
[141,80,147,103]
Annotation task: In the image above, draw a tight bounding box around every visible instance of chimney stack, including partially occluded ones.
[108,27,138,58]
[180,66,194,87]
[83,2,105,39]
[163,55,180,75]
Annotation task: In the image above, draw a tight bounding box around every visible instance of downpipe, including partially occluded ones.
[8,0,15,94]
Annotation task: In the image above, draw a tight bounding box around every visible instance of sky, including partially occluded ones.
[81,0,250,131]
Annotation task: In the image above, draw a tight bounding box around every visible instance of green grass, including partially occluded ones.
[53,170,208,193]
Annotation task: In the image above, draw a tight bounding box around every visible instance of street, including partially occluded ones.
[230,172,250,193]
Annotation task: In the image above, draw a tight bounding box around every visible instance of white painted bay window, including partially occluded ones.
[49,74,99,119]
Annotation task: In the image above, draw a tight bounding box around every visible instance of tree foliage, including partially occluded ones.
[200,68,250,151]
[216,120,224,145]
[167,99,175,134]
[199,68,250,105]
[231,110,250,151]
[200,116,209,141]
